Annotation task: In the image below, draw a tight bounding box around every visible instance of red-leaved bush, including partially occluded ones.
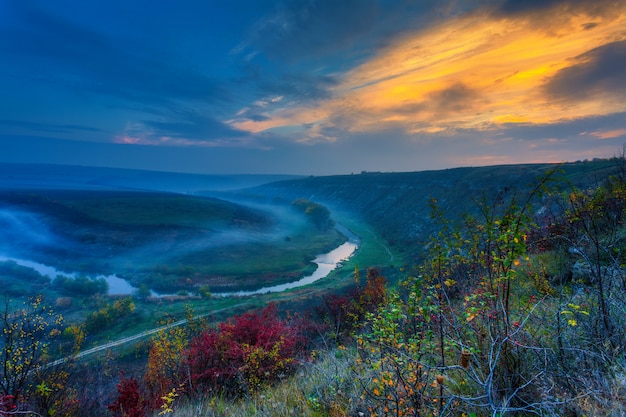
[108,373,150,417]
[319,268,387,340]
[183,303,304,396]
[0,395,17,416]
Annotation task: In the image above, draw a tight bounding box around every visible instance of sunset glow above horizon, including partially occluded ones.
[1,0,624,175]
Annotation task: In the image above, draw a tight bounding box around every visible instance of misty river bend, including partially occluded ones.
[0,256,136,295]
[0,226,359,297]
[214,235,359,297]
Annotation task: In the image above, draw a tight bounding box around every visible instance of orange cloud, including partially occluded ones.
[588,129,626,139]
[231,3,626,141]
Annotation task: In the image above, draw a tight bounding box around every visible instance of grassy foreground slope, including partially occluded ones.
[163,158,625,417]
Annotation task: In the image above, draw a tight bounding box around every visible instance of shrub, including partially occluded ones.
[0,296,63,398]
[144,325,189,408]
[183,303,305,396]
[0,395,17,416]
[84,297,135,334]
[52,275,108,296]
[318,267,387,341]
[108,373,150,417]
[354,178,562,416]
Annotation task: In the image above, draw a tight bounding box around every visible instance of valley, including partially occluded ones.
[0,171,399,352]
[0,158,623,416]
[0,159,616,332]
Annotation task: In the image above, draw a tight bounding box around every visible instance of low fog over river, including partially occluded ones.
[0,224,359,297]
[0,256,136,295]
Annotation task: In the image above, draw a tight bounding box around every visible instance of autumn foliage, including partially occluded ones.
[320,267,387,340]
[0,395,17,416]
[108,373,149,417]
[144,325,188,407]
[2,159,624,416]
[183,303,306,396]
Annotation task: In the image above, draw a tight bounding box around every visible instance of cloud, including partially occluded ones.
[240,0,480,66]
[240,0,379,63]
[499,112,626,141]
[230,0,462,112]
[0,2,257,149]
[497,0,587,14]
[427,83,484,113]
[587,129,626,140]
[495,0,620,16]
[235,2,471,79]
[115,110,257,148]
[232,43,342,114]
[259,73,338,102]
[232,0,625,142]
[1,0,623,172]
[142,110,247,141]
[544,40,626,102]
[245,114,272,123]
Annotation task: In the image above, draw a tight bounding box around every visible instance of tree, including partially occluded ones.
[84,297,136,334]
[0,295,83,416]
[197,285,211,299]
[144,325,189,407]
[356,172,562,416]
[135,284,152,300]
[535,155,626,411]
[319,267,387,341]
[559,171,625,345]
[0,296,62,399]
[291,199,334,231]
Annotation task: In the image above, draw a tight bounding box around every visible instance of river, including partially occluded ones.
[0,226,359,297]
[214,238,358,297]
[0,256,136,295]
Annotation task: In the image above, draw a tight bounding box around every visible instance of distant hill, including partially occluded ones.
[2,160,620,264]
[0,163,302,193]
[0,189,274,270]
[242,160,622,260]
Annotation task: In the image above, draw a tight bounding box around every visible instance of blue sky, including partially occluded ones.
[1,0,624,175]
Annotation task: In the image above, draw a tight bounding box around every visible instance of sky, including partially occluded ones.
[0,0,624,175]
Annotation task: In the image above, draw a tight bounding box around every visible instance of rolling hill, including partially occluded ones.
[236,159,621,260]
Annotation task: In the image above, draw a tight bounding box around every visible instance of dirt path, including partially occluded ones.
[46,303,249,368]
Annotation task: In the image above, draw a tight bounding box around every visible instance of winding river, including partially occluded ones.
[0,226,360,297]
[215,239,358,297]
[0,256,136,295]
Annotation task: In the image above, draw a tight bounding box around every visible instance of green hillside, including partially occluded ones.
[247,160,619,260]
[164,157,625,417]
